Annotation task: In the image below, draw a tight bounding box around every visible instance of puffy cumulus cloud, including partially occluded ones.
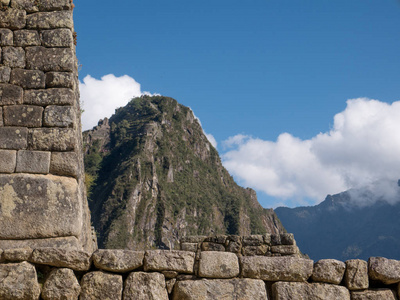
[222,98,400,207]
[80,74,154,131]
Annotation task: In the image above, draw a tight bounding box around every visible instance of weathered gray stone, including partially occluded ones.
[24,88,75,106]
[312,259,346,284]
[242,235,264,246]
[368,256,400,284]
[280,233,295,245]
[45,71,74,88]
[26,11,73,29]
[226,239,241,253]
[0,174,81,239]
[163,270,178,279]
[29,128,76,151]
[10,68,45,89]
[0,29,13,46]
[50,152,78,177]
[80,271,122,300]
[3,248,32,262]
[124,272,168,300]
[26,47,74,72]
[242,245,269,256]
[31,248,91,271]
[271,234,281,245]
[166,278,176,294]
[271,245,299,255]
[345,259,368,290]
[0,149,16,173]
[0,83,23,105]
[204,235,227,244]
[180,242,198,252]
[42,268,80,300]
[0,261,41,300]
[272,282,350,300]
[16,150,50,174]
[0,127,27,149]
[172,278,268,300]
[0,8,26,30]
[0,107,2,126]
[241,256,313,281]
[351,289,397,300]
[10,0,39,13]
[92,249,144,273]
[0,0,9,5]
[0,66,11,83]
[144,250,195,273]
[0,236,80,249]
[13,30,41,47]
[44,105,75,127]
[3,105,43,127]
[180,236,207,243]
[263,233,272,244]
[12,0,71,12]
[41,28,73,47]
[2,46,25,68]
[198,251,239,278]
[201,242,225,251]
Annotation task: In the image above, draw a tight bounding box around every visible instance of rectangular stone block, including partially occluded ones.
[24,88,75,106]
[16,150,50,174]
[45,71,74,88]
[50,152,78,178]
[0,149,16,173]
[12,0,72,12]
[25,46,74,72]
[345,259,369,290]
[28,128,76,151]
[3,105,43,127]
[0,83,23,105]
[351,289,397,300]
[41,28,73,48]
[272,282,350,300]
[44,105,75,127]
[144,250,195,274]
[199,251,239,278]
[0,174,81,238]
[0,29,13,46]
[30,248,91,271]
[2,46,25,68]
[0,127,27,149]
[11,0,39,13]
[0,236,80,249]
[0,8,26,30]
[26,11,73,29]
[13,30,41,47]
[10,68,45,89]
[271,245,299,255]
[0,107,2,126]
[0,67,11,83]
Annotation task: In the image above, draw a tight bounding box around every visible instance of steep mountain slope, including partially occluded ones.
[84,95,285,250]
[275,182,400,261]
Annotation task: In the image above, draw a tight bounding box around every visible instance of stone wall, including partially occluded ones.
[0,245,399,299]
[0,0,94,252]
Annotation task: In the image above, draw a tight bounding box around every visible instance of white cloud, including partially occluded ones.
[222,98,400,207]
[80,74,153,131]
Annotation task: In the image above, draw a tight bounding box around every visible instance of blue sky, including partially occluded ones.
[75,1,400,208]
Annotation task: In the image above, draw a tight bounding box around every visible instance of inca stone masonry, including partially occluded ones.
[1,1,400,299]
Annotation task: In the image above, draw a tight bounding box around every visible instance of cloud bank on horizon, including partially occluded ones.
[222,98,400,207]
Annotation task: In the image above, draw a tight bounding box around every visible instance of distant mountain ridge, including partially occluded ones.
[83,95,286,250]
[275,181,400,261]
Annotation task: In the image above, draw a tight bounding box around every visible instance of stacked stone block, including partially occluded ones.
[0,0,94,252]
[0,247,398,299]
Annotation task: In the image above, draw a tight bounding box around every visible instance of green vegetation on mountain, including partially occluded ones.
[84,95,285,250]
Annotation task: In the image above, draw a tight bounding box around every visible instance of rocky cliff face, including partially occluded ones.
[83,96,285,250]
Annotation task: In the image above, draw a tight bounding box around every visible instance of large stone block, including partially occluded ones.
[312,259,346,284]
[0,236,80,249]
[270,245,298,255]
[41,28,73,48]
[0,127,27,149]
[0,108,2,126]
[80,271,122,300]
[26,47,74,72]
[172,278,268,300]
[45,71,74,88]
[26,11,73,29]
[345,259,368,290]
[3,248,33,262]
[369,257,400,285]
[0,8,26,30]
[10,68,45,89]
[144,250,195,273]
[3,105,43,127]
[0,83,23,105]
[2,46,25,68]
[44,105,75,127]
[13,30,41,47]
[198,251,239,278]
[42,268,80,300]
[24,88,75,106]
[272,282,350,300]
[0,67,11,83]
[124,272,168,300]
[30,248,91,271]
[351,289,397,300]
[0,261,41,300]
[50,151,78,178]
[0,29,13,46]
[16,150,50,174]
[241,256,313,281]
[28,128,76,151]
[0,150,16,173]
[0,174,81,239]
[93,249,144,273]
[12,0,72,12]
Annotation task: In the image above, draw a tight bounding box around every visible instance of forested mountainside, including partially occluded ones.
[83,95,285,250]
[275,182,400,261]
